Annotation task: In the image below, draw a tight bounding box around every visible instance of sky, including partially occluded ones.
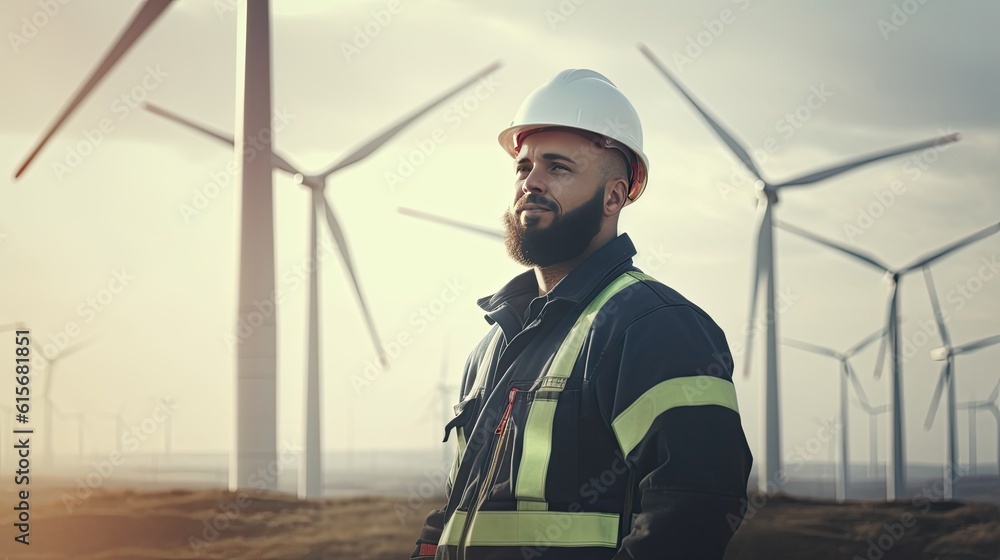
[1,0,999,476]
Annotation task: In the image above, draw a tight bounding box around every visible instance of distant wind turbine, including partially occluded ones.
[41,338,97,462]
[782,328,883,502]
[922,267,1000,498]
[957,396,979,477]
[146,62,502,498]
[958,381,1000,476]
[638,42,960,498]
[776,220,1000,499]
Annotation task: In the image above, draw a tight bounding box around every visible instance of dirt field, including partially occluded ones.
[1,483,998,559]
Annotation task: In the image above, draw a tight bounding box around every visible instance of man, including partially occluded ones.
[411,69,752,560]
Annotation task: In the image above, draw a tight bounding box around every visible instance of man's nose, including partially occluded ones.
[521,167,547,194]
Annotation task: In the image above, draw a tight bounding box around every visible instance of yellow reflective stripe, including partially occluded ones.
[440,510,620,548]
[612,375,740,458]
[447,426,467,490]
[516,271,652,504]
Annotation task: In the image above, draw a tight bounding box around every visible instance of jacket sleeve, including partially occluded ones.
[596,305,753,560]
[409,508,446,559]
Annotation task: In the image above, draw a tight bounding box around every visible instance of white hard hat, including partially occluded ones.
[498,69,649,203]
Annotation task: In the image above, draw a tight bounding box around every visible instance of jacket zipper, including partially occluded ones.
[456,386,519,559]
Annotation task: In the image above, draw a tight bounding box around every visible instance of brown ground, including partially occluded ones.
[1,483,998,559]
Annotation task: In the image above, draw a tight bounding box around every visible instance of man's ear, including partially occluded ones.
[605,178,629,216]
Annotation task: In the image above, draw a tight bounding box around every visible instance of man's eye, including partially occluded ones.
[551,163,569,172]
[515,166,530,175]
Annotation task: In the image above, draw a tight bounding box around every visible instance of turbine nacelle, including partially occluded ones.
[930,347,950,361]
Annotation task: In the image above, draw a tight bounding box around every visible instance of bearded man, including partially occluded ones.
[411,69,752,560]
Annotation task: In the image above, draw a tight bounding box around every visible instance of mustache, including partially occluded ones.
[515,194,558,212]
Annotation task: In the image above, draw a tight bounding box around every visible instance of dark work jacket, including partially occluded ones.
[411,234,752,560]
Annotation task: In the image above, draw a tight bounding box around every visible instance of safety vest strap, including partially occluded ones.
[439,510,620,548]
[515,271,654,506]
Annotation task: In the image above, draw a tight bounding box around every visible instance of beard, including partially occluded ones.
[502,186,605,268]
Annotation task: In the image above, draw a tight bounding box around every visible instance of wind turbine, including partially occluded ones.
[40,338,97,463]
[922,267,1000,497]
[146,62,501,498]
[851,379,889,481]
[960,381,1000,477]
[12,0,285,491]
[781,328,883,502]
[776,220,1000,499]
[638,43,960,497]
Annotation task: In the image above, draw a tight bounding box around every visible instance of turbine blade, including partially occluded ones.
[637,43,763,182]
[845,327,886,357]
[319,194,387,365]
[398,207,504,240]
[922,267,951,349]
[742,210,769,377]
[318,61,502,178]
[953,334,1000,355]
[845,362,873,409]
[773,133,961,188]
[143,102,301,176]
[904,222,1000,272]
[14,0,174,179]
[781,338,839,359]
[775,221,890,273]
[923,362,949,430]
[989,379,1000,403]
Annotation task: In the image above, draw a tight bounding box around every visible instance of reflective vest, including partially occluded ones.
[438,270,740,557]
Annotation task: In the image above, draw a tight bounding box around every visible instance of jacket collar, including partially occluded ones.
[477,233,638,316]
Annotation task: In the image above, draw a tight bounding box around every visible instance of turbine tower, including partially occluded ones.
[146,63,501,498]
[638,42,960,498]
[776,220,1000,499]
[781,328,883,502]
[10,0,283,491]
